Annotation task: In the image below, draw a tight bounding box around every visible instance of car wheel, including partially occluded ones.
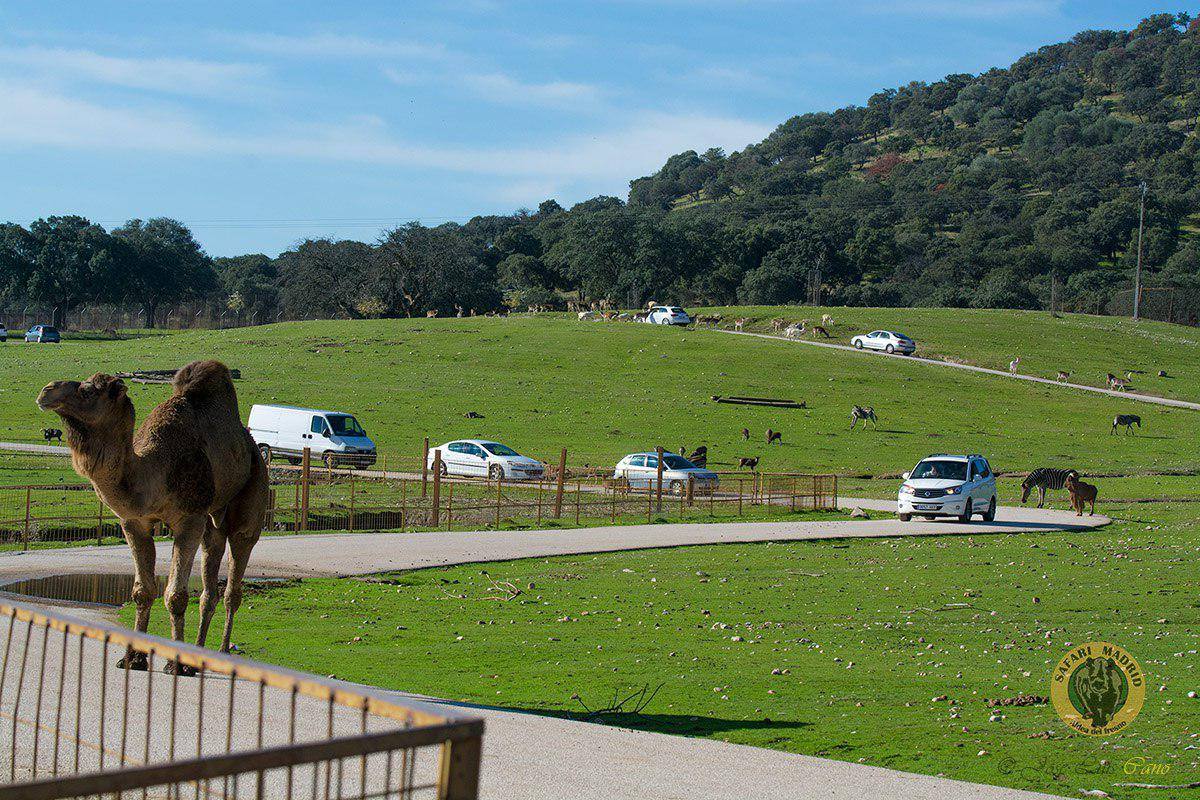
[983,497,996,522]
[885,344,895,354]
[669,480,684,496]
[438,462,448,477]
[898,513,912,522]
[258,444,271,463]
[489,464,504,481]
[286,456,301,466]
[958,499,973,523]
[322,452,337,470]
[854,339,863,349]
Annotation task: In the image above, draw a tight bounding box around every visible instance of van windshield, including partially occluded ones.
[911,460,967,481]
[327,415,366,437]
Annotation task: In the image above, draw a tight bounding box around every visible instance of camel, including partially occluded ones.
[37,360,268,672]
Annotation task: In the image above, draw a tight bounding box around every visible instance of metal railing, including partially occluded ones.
[0,598,483,799]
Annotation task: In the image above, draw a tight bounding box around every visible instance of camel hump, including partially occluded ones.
[173,360,236,407]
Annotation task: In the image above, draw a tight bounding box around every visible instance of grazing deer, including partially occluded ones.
[1008,357,1020,375]
[770,318,786,332]
[812,325,831,338]
[1064,473,1098,516]
[849,405,878,430]
[42,428,63,443]
[737,456,759,470]
[734,318,747,332]
[425,309,438,318]
[741,427,750,440]
[1111,414,1141,434]
[1056,371,1070,383]
[783,324,804,340]
[454,304,464,318]
[766,428,782,445]
[821,314,834,326]
[686,446,708,467]
[1111,377,1131,391]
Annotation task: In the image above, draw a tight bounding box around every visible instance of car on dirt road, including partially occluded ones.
[613,452,719,494]
[248,404,377,468]
[850,330,915,354]
[24,324,60,343]
[0,324,6,342]
[897,454,996,523]
[427,440,545,481]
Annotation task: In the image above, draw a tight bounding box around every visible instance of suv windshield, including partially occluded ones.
[482,442,519,456]
[662,454,695,470]
[911,460,967,481]
[327,415,366,437]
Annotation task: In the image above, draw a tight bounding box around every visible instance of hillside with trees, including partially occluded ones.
[2,12,1199,324]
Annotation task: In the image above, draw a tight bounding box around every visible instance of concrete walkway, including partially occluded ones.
[713,328,1200,411]
[0,501,1103,800]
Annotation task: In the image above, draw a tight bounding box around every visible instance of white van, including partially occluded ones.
[247,405,377,469]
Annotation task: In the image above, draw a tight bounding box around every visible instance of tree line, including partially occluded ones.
[2,13,1199,324]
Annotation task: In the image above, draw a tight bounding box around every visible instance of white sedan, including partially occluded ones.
[645,306,691,326]
[850,330,916,354]
[427,440,545,481]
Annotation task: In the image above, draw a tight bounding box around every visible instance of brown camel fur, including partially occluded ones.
[38,360,267,671]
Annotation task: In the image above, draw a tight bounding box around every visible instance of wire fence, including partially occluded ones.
[0,448,838,546]
[0,596,483,800]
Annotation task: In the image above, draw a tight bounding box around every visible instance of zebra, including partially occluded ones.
[1020,467,1078,508]
[1112,414,1141,434]
[849,405,878,430]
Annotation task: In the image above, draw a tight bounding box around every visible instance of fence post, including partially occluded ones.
[611,486,617,523]
[536,481,543,525]
[575,479,581,525]
[23,488,31,551]
[553,448,567,518]
[446,482,454,529]
[686,475,694,507]
[97,497,104,545]
[438,733,483,800]
[266,488,276,532]
[349,471,356,534]
[300,447,311,532]
[421,437,430,497]
[655,446,664,512]
[738,477,743,516]
[431,450,442,527]
[495,480,502,528]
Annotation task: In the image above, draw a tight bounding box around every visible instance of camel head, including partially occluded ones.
[37,373,131,430]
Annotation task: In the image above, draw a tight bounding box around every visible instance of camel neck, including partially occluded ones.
[66,411,136,485]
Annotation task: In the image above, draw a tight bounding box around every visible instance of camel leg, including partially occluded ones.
[163,516,204,675]
[118,519,156,671]
[220,537,256,653]
[195,522,226,650]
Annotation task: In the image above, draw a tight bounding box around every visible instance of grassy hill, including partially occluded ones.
[4,310,1199,481]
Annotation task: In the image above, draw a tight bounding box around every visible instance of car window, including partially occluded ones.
[448,442,467,454]
[466,444,485,458]
[630,455,646,468]
[662,454,693,469]
[977,460,991,479]
[482,442,518,456]
[645,455,659,469]
[327,415,365,436]
[911,460,967,481]
[310,416,326,434]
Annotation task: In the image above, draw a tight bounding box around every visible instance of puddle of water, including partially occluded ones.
[0,573,283,608]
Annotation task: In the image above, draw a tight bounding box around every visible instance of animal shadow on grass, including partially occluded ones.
[873,429,913,435]
[513,706,810,737]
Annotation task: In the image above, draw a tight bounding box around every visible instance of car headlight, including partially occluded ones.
[899,484,915,495]
[944,486,961,495]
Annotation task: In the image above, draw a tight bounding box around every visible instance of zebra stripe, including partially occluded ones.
[1022,467,1076,491]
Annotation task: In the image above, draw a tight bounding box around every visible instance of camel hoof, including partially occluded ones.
[164,660,198,677]
[117,651,149,671]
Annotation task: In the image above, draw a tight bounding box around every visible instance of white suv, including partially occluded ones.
[898,454,996,522]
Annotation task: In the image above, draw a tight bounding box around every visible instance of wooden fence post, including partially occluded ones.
[300,447,311,532]
[553,448,567,518]
[686,475,694,507]
[431,450,442,527]
[421,437,430,498]
[446,482,454,529]
[495,480,502,528]
[349,471,356,534]
[23,488,31,552]
[655,446,664,512]
[97,497,104,545]
[575,479,581,525]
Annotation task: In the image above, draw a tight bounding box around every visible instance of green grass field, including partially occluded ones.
[3,311,1198,484]
[127,496,1200,799]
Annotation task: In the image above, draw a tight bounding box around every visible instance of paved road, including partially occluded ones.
[0,502,1103,800]
[712,328,1200,411]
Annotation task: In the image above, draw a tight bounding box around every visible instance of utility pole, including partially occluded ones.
[1134,181,1147,321]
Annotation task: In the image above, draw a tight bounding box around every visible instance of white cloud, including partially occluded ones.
[0,46,265,96]
[0,81,768,194]
[221,32,447,61]
[459,72,605,109]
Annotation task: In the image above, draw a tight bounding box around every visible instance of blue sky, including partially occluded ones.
[0,1,1188,255]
